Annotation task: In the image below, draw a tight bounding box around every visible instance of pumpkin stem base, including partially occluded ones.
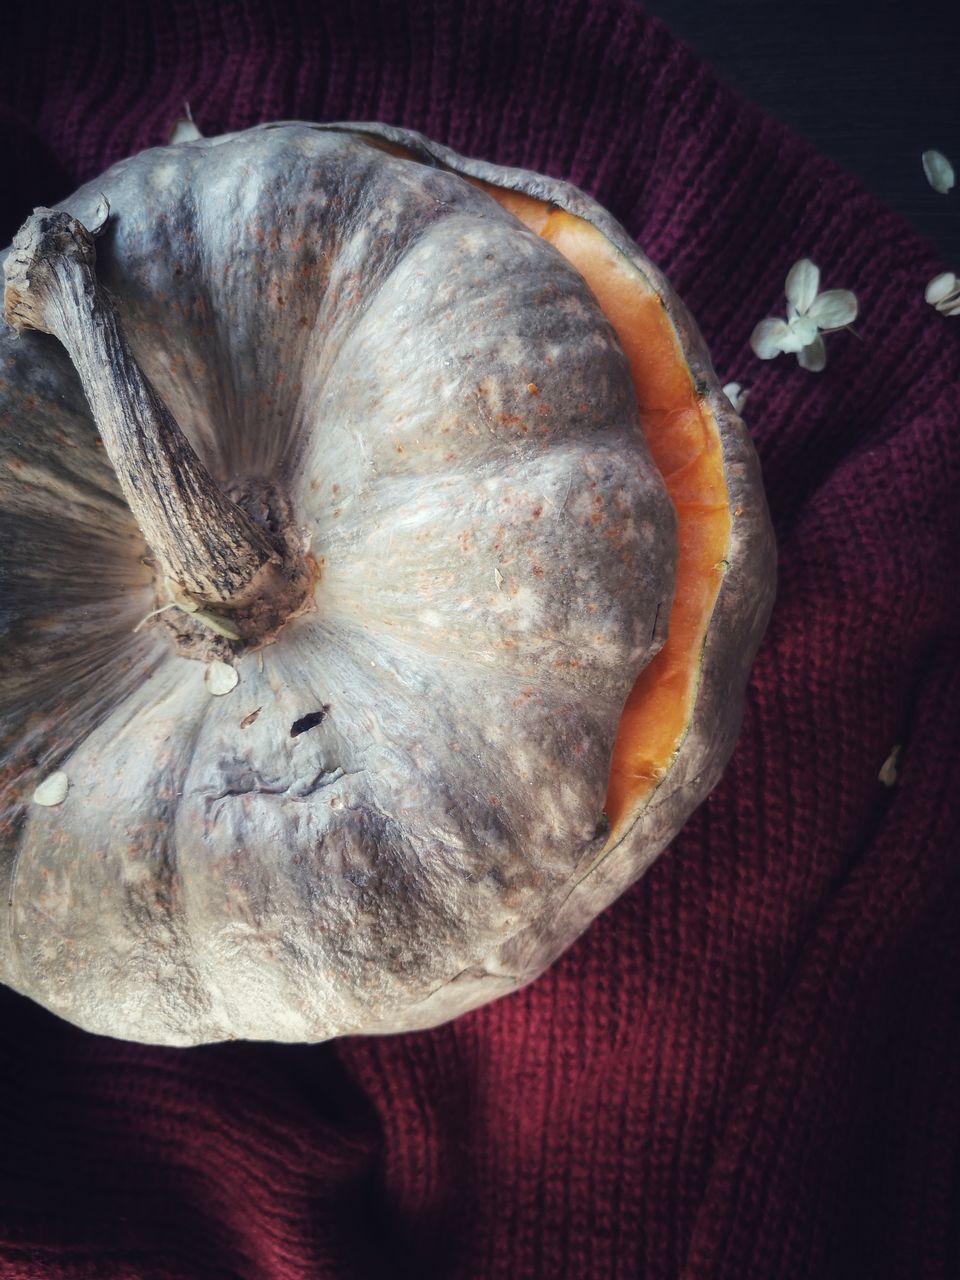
[144,478,316,659]
[3,208,316,652]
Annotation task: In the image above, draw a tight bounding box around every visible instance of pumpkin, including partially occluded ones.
[0,122,775,1046]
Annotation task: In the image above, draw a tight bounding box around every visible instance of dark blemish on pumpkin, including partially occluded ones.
[651,601,663,640]
[593,813,610,841]
[240,706,263,729]
[695,378,709,398]
[527,383,539,395]
[290,706,330,738]
[23,396,36,411]
[395,443,405,454]
[590,512,603,523]
[532,565,544,577]
[531,506,542,519]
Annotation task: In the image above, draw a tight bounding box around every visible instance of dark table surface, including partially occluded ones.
[643,0,960,265]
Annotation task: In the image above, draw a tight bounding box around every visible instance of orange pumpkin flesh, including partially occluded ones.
[480,187,731,843]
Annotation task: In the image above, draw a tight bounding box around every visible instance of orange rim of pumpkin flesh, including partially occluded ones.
[479,187,732,848]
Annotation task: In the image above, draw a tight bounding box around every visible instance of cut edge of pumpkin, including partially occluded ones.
[478,187,732,848]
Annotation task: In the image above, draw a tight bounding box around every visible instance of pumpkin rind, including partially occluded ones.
[0,123,773,1044]
[309,123,777,1026]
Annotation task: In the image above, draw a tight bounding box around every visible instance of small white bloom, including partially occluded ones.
[206,660,239,696]
[170,102,202,145]
[33,770,69,807]
[750,258,858,371]
[878,744,902,788]
[922,150,954,195]
[722,382,750,413]
[925,271,960,316]
[785,259,820,315]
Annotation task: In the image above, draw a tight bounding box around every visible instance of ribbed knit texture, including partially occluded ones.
[2,1,959,1276]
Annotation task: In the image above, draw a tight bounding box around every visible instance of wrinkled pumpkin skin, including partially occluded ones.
[0,123,775,1045]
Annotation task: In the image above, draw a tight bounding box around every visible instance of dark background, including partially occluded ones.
[5,1,958,265]
[644,0,960,264]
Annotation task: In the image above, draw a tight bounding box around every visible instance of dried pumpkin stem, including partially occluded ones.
[3,208,280,611]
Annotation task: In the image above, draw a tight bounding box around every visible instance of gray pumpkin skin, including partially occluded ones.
[0,123,774,1046]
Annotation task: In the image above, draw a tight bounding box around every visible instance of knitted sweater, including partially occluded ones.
[1,2,958,1277]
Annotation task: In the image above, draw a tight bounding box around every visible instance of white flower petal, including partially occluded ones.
[171,118,202,144]
[878,744,901,787]
[778,331,805,354]
[207,660,239,696]
[807,289,858,329]
[779,315,819,353]
[785,259,820,314]
[33,771,69,807]
[922,149,955,195]
[722,382,749,413]
[750,317,790,359]
[170,104,203,145]
[925,272,958,305]
[797,334,827,372]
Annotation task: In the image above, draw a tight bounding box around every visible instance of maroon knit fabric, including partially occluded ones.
[2,2,959,1277]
